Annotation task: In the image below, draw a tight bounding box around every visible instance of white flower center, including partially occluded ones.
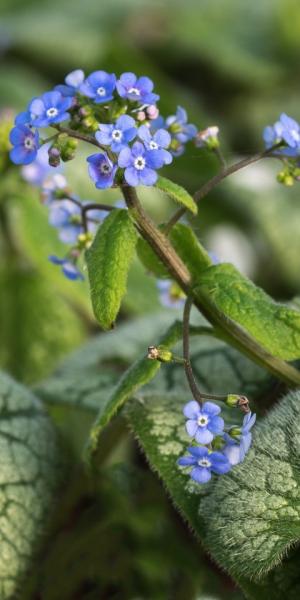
[100,163,111,175]
[198,458,211,468]
[128,87,140,96]
[24,136,35,149]
[97,87,106,97]
[149,140,158,150]
[197,415,208,427]
[46,107,58,118]
[112,129,122,141]
[134,156,146,170]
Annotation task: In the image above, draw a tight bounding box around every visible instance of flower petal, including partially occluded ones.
[209,415,224,434]
[118,147,132,168]
[139,167,157,186]
[124,167,139,187]
[177,456,196,467]
[183,400,200,419]
[190,467,211,484]
[202,401,221,416]
[185,419,198,437]
[188,446,208,458]
[195,428,213,444]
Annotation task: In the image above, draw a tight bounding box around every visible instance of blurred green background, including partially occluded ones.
[1,0,300,598]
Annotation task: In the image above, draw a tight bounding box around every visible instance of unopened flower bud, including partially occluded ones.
[146,105,159,120]
[147,345,173,362]
[228,426,242,441]
[196,126,219,150]
[77,232,93,249]
[226,394,240,408]
[48,146,60,167]
[137,111,146,122]
[83,116,99,131]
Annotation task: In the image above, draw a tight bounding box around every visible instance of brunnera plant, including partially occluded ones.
[3,67,300,599]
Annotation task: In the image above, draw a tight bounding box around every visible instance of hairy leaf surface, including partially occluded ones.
[0,371,61,599]
[155,176,198,215]
[86,209,138,329]
[127,389,300,600]
[197,263,300,360]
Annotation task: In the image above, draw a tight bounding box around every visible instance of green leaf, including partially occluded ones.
[155,176,198,215]
[127,388,300,600]
[85,320,184,465]
[86,209,138,330]
[136,238,169,279]
[0,370,61,599]
[169,224,212,278]
[196,262,300,360]
[200,389,300,598]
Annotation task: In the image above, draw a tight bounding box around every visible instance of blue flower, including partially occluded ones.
[263,113,300,157]
[87,152,117,189]
[48,255,84,280]
[49,200,83,244]
[118,141,158,186]
[9,125,39,165]
[177,446,231,484]
[183,400,224,444]
[278,113,300,148]
[157,280,185,309]
[96,115,137,153]
[138,125,172,167]
[116,72,159,105]
[79,71,116,104]
[55,69,85,97]
[15,111,32,126]
[223,412,256,466]
[28,91,73,127]
[166,106,197,144]
[21,144,63,186]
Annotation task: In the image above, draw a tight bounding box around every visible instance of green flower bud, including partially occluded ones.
[226,394,240,407]
[228,426,242,441]
[77,232,93,249]
[147,345,173,363]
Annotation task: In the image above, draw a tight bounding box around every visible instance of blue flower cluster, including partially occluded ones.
[9,69,199,188]
[177,400,256,484]
[263,113,300,156]
[23,151,112,280]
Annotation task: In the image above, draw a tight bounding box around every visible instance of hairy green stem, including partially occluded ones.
[121,185,300,387]
[50,126,300,387]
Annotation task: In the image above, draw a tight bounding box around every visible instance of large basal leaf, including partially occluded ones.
[200,389,300,598]
[0,370,61,599]
[86,209,138,330]
[126,389,300,600]
[196,262,300,360]
[155,176,198,215]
